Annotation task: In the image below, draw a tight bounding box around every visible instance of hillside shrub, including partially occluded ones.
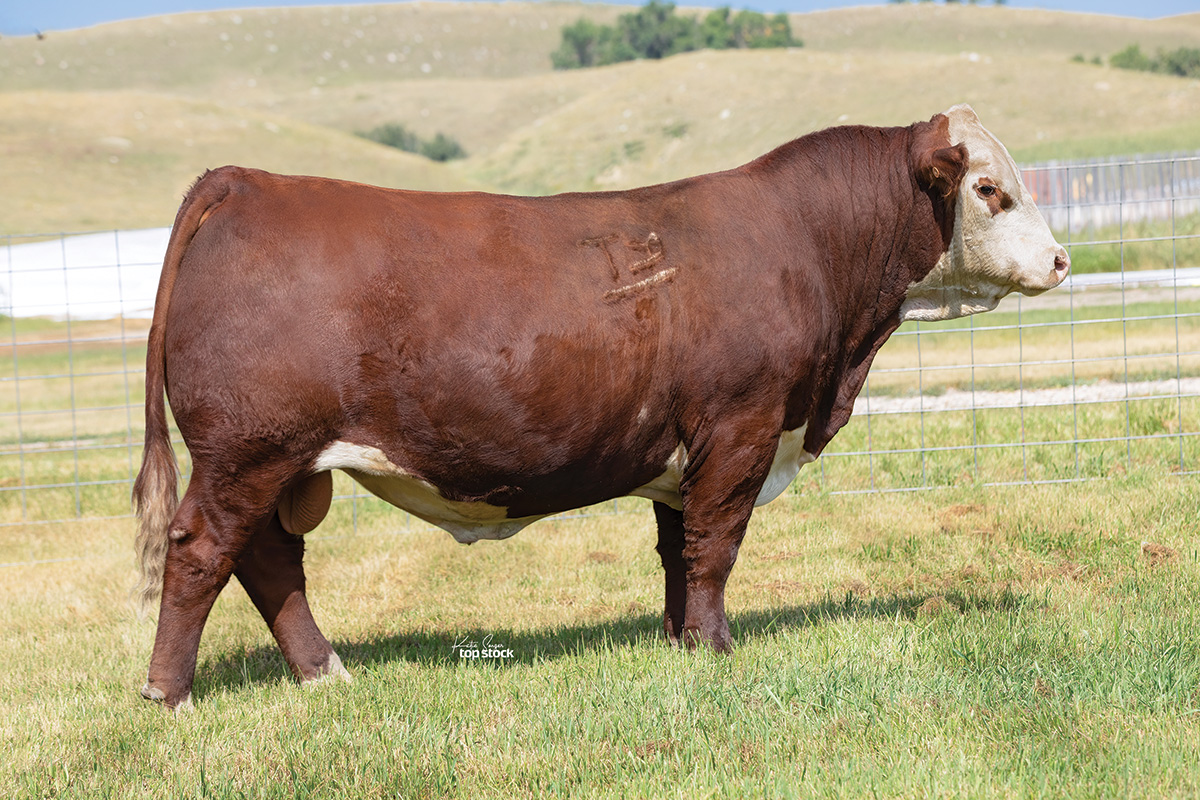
[357,123,467,162]
[420,132,467,162]
[1110,44,1200,78]
[552,1,801,70]
[1159,47,1200,78]
[1110,44,1153,72]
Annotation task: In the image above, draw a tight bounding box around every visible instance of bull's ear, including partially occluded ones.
[917,144,968,197]
[913,116,969,199]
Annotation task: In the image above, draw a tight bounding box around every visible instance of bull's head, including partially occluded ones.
[902,104,1070,322]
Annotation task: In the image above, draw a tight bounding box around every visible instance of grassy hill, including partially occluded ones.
[0,90,481,233]
[798,4,1200,56]
[467,46,1200,194]
[2,2,1198,233]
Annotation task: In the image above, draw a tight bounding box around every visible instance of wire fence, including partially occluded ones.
[815,152,1200,492]
[2,154,1198,553]
[1024,150,1200,231]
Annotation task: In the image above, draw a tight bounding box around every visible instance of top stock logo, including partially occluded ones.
[451,634,514,660]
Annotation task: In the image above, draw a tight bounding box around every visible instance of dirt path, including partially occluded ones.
[855,376,1200,415]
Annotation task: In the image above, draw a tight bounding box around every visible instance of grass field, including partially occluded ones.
[1,3,1199,232]
[1059,213,1200,275]
[2,470,1199,798]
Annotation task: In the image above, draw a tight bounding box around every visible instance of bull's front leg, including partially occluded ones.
[653,501,687,645]
[675,424,779,653]
[677,505,753,653]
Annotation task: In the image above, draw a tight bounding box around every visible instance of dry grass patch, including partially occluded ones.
[464,47,1200,194]
[5,4,1200,231]
[0,90,481,234]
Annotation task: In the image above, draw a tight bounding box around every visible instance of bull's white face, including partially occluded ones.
[901,104,1070,322]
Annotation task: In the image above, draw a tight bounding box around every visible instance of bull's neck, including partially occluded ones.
[745,125,955,450]
[765,129,949,328]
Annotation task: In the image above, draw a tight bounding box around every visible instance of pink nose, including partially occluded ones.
[1054,249,1070,279]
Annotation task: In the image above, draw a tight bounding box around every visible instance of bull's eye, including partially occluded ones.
[974,179,1013,215]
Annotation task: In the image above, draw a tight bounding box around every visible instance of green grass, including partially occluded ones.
[1059,213,1200,275]
[2,290,1199,796]
[1011,119,1200,164]
[2,473,1199,797]
[819,396,1199,492]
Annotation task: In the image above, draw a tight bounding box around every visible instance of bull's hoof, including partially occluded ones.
[681,627,733,654]
[141,682,193,712]
[300,651,352,687]
[663,614,684,647]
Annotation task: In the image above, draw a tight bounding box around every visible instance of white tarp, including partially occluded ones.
[1,228,170,320]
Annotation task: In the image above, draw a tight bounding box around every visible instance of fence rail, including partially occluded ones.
[2,155,1199,547]
[1022,150,1200,231]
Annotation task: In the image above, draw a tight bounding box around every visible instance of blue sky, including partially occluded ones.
[0,0,1194,36]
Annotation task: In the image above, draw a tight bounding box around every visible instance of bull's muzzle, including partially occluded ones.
[1021,245,1071,295]
[1053,247,1071,280]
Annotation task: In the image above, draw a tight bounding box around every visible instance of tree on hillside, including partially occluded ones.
[699,7,738,49]
[552,1,801,70]
[701,7,800,50]
[551,18,633,69]
[735,9,798,48]
[619,0,700,60]
[1158,46,1200,77]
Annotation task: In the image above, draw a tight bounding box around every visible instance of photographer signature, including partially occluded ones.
[451,634,514,659]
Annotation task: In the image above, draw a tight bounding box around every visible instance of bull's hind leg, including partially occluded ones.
[234,512,350,685]
[653,501,688,645]
[142,482,251,709]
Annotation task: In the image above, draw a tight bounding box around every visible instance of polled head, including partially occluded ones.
[902,104,1070,322]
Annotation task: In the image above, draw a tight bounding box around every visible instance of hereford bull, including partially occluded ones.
[134,104,1068,708]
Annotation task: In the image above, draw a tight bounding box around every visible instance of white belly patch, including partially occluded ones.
[628,424,815,511]
[628,444,689,509]
[754,426,816,506]
[313,442,546,543]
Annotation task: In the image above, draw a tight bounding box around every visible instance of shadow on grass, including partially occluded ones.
[192,585,1032,701]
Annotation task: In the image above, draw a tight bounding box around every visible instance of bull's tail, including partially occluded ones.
[132,169,233,615]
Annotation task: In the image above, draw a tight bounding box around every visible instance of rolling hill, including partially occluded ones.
[1,2,1198,233]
